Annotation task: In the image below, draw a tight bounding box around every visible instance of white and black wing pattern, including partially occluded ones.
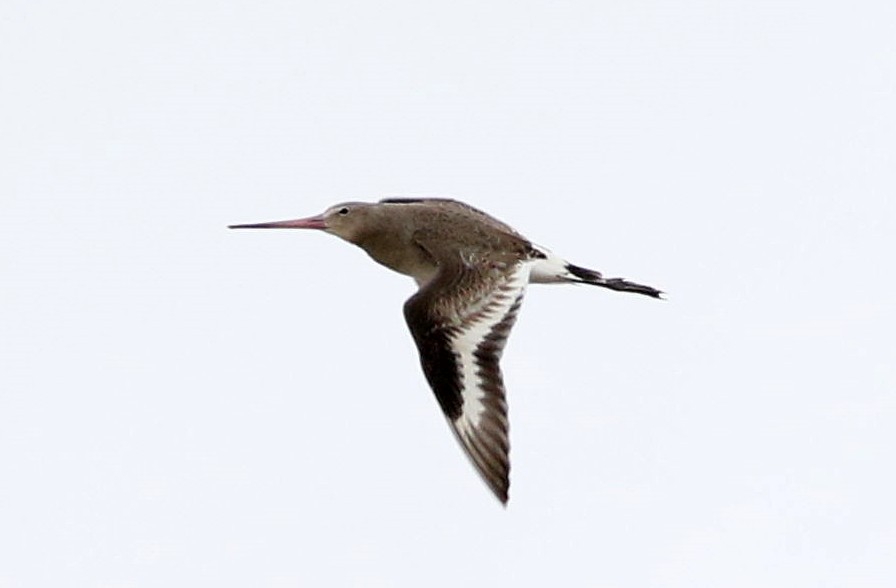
[404,262,531,504]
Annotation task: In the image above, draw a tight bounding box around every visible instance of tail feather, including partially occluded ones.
[527,247,663,299]
[566,264,664,299]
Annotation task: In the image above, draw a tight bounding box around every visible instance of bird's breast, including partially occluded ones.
[358,234,438,285]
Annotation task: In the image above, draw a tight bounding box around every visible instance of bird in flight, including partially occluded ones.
[230,198,661,504]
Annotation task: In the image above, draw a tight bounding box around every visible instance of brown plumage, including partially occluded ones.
[231,198,661,504]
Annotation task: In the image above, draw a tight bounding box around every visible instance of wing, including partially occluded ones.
[403,260,531,504]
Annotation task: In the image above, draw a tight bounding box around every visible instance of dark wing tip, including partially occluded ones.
[478,447,510,505]
[489,471,510,506]
[497,485,509,506]
[455,426,510,505]
[497,478,510,505]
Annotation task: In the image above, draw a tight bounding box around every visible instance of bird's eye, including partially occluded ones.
[338,207,350,216]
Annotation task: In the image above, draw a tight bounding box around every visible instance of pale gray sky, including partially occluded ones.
[2,0,894,586]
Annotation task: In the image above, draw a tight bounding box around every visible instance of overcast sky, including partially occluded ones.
[2,0,894,586]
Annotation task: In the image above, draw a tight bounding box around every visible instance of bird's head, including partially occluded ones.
[229,201,377,244]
